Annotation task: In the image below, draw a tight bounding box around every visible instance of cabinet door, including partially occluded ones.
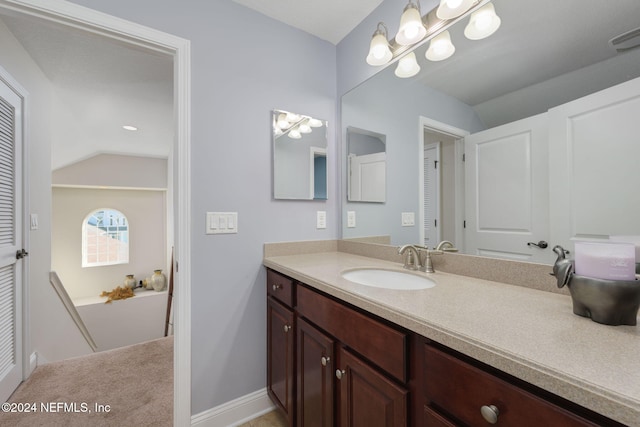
[267,297,295,423]
[297,318,334,427]
[337,347,407,427]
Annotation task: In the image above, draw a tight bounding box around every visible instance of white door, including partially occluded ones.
[423,143,440,248]
[348,152,386,202]
[464,113,552,263]
[548,77,640,252]
[0,74,24,402]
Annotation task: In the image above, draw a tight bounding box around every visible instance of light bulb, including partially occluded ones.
[299,123,312,134]
[286,112,301,122]
[308,118,323,128]
[288,128,302,139]
[394,52,420,78]
[436,0,474,20]
[395,3,426,46]
[366,31,392,66]
[277,113,291,129]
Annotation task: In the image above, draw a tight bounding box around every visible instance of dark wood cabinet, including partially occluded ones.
[266,267,622,427]
[297,317,334,427]
[267,270,296,425]
[337,346,408,427]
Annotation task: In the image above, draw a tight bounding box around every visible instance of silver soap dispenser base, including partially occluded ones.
[551,245,640,326]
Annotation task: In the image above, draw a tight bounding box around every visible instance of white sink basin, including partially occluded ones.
[341,268,436,290]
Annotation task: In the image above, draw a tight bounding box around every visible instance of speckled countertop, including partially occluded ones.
[263,250,640,426]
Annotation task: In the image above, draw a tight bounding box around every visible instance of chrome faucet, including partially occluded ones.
[435,240,458,252]
[398,245,422,271]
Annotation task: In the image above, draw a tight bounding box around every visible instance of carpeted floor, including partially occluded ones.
[1,336,173,427]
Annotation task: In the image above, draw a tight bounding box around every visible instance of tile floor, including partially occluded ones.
[239,409,288,427]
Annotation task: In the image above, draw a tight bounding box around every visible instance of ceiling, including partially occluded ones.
[2,0,639,169]
[232,0,384,45]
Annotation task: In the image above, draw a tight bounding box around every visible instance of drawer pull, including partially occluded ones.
[480,405,499,424]
[335,369,345,380]
[321,356,331,366]
[283,324,291,333]
[272,284,283,291]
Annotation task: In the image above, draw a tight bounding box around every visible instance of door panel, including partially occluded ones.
[0,75,22,403]
[464,113,552,263]
[297,318,334,427]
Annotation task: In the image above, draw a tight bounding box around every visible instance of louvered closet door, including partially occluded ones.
[0,76,23,403]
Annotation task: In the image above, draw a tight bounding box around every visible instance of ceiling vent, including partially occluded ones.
[609,26,640,53]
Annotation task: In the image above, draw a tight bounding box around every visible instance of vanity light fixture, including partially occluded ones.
[396,1,427,46]
[366,22,393,66]
[425,30,455,61]
[394,52,421,78]
[436,0,475,20]
[286,112,301,122]
[277,113,291,129]
[464,2,501,40]
[288,128,302,139]
[122,125,138,131]
[308,118,323,128]
[299,122,312,134]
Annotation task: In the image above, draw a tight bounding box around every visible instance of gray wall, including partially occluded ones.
[66,0,337,414]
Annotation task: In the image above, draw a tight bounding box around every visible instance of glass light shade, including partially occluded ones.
[308,118,323,128]
[299,123,312,134]
[394,52,421,78]
[277,113,291,129]
[395,3,427,46]
[436,0,474,20]
[288,128,302,139]
[464,3,501,40]
[425,30,456,61]
[366,33,392,66]
[274,127,283,136]
[286,112,301,122]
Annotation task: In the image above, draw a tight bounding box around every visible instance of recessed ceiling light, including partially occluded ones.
[122,125,138,131]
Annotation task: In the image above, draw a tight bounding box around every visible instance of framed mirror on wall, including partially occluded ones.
[347,127,386,203]
[272,109,328,200]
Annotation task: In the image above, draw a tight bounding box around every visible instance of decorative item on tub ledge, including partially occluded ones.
[124,274,136,289]
[151,269,167,291]
[551,245,640,326]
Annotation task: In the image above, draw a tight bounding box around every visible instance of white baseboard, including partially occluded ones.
[191,388,275,427]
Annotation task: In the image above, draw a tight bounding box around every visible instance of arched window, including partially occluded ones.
[82,209,129,267]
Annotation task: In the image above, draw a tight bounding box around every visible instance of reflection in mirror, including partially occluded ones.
[272,109,328,200]
[347,127,386,203]
[341,0,640,263]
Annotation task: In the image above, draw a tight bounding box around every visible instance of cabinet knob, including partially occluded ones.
[480,405,500,424]
[272,284,282,291]
[335,369,345,380]
[283,324,291,333]
[321,356,330,366]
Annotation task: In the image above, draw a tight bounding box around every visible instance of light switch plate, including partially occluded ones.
[206,212,238,234]
[401,212,415,227]
[347,211,356,228]
[317,211,327,229]
[30,214,39,230]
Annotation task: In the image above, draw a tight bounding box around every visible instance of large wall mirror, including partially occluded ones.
[341,0,640,263]
[273,109,328,200]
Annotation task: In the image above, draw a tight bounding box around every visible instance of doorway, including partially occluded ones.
[418,117,467,251]
[0,1,191,425]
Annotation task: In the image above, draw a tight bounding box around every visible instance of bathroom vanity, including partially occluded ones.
[264,244,639,426]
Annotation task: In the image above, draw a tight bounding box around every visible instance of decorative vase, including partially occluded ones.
[151,269,166,291]
[124,274,136,289]
[143,277,153,290]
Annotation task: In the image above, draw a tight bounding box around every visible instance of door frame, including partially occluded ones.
[418,116,468,251]
[423,141,441,247]
[0,1,192,425]
[0,64,28,400]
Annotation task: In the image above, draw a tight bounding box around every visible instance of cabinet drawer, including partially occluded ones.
[423,345,597,427]
[297,284,407,383]
[267,269,294,307]
[423,406,456,427]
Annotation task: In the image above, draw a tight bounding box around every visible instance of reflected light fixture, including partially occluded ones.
[395,1,427,46]
[394,52,421,78]
[299,123,312,134]
[436,0,474,20]
[366,22,393,66]
[277,113,291,129]
[288,128,302,139]
[308,118,323,128]
[286,112,301,122]
[464,3,501,40]
[425,30,455,61]
[122,125,138,131]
